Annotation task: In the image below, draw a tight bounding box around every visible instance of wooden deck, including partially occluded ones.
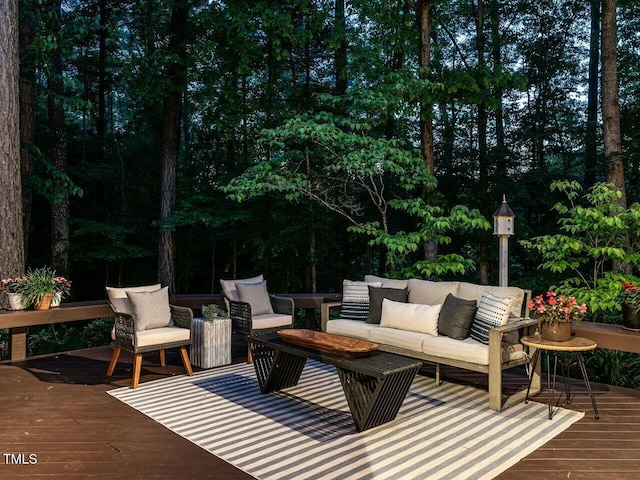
[1,343,639,479]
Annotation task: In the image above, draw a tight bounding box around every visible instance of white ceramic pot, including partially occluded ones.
[7,292,27,310]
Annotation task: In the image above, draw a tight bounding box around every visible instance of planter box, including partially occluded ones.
[190,317,231,368]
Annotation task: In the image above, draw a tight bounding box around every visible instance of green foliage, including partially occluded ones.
[585,349,640,388]
[202,304,228,320]
[15,267,56,307]
[521,181,640,319]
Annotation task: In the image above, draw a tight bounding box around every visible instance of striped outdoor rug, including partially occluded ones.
[108,360,583,480]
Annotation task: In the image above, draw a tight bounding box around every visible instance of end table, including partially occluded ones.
[521,335,599,420]
[190,316,232,368]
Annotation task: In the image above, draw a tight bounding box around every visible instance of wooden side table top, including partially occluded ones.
[521,335,597,352]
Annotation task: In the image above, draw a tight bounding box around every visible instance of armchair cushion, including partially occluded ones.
[127,286,173,332]
[136,326,190,347]
[220,275,264,302]
[107,283,161,314]
[236,280,274,315]
[251,313,292,330]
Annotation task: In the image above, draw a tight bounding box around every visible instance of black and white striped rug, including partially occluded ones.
[108,360,583,480]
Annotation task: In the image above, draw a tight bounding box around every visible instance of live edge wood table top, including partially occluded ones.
[248,332,422,432]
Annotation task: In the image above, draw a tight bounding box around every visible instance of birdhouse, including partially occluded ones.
[493,195,515,236]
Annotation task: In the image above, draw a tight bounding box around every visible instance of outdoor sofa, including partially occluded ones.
[321,275,541,411]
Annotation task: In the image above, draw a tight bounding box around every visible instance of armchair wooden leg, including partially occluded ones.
[106,347,121,377]
[159,349,166,367]
[179,347,193,376]
[132,354,143,389]
[247,344,253,364]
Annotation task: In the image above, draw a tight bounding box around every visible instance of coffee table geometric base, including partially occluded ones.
[249,335,421,432]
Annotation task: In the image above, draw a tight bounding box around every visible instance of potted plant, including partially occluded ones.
[15,267,57,310]
[52,275,72,307]
[621,282,640,331]
[0,276,28,310]
[201,304,228,321]
[527,291,588,341]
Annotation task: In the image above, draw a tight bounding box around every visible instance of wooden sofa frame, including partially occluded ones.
[321,296,542,412]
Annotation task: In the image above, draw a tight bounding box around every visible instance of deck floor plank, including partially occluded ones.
[1,345,639,479]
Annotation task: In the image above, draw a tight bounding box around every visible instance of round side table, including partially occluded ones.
[521,335,599,420]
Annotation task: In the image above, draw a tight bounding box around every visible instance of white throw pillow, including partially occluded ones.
[220,275,264,302]
[107,284,162,314]
[380,299,441,336]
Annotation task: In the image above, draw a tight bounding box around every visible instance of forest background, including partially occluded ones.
[1,0,639,380]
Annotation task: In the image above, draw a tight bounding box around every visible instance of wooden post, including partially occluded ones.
[9,327,27,361]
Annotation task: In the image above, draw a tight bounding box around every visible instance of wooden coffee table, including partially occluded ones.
[248,332,422,432]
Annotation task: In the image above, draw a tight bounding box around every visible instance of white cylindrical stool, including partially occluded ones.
[190,317,232,368]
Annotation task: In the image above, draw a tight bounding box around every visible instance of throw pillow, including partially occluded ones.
[380,299,441,336]
[438,294,477,340]
[106,284,162,314]
[339,280,382,321]
[469,292,513,345]
[126,286,172,332]
[220,274,264,302]
[236,280,274,316]
[367,286,408,324]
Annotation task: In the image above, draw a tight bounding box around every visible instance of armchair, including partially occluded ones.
[106,285,193,388]
[221,278,294,361]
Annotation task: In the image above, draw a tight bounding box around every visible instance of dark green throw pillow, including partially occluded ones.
[438,293,477,339]
[367,286,408,324]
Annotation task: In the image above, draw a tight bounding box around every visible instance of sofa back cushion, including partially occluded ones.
[364,275,409,290]
[380,298,441,336]
[339,280,382,321]
[458,282,524,318]
[407,279,460,305]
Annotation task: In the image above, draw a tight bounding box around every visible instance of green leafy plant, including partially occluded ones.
[521,181,640,319]
[202,304,227,321]
[0,276,27,294]
[15,267,57,307]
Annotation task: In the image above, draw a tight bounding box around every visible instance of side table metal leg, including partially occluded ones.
[548,352,559,420]
[576,353,599,420]
[524,349,540,404]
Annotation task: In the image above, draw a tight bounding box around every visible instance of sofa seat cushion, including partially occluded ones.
[407,279,460,305]
[421,335,525,365]
[325,319,376,341]
[251,313,292,330]
[136,326,190,347]
[369,326,431,352]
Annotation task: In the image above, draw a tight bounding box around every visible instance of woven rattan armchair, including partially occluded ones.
[106,286,194,388]
[227,294,294,362]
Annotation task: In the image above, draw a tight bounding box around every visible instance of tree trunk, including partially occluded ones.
[335,0,347,95]
[158,2,188,292]
[19,2,36,260]
[601,0,626,207]
[48,0,70,275]
[0,0,25,297]
[417,0,434,175]
[585,0,600,188]
[96,0,109,161]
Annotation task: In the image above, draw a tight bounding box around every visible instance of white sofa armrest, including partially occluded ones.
[321,302,342,332]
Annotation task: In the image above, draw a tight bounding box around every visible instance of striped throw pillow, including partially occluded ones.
[339,280,382,321]
[469,292,513,344]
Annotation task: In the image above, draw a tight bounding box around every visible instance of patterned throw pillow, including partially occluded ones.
[339,280,382,321]
[126,286,173,332]
[469,292,513,345]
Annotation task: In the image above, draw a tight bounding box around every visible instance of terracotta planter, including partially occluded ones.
[540,320,572,342]
[7,292,27,310]
[34,292,54,311]
[622,303,640,331]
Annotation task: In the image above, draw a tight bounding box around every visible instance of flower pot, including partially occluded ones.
[51,292,62,308]
[7,292,27,310]
[622,303,640,331]
[540,321,572,342]
[34,292,54,311]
